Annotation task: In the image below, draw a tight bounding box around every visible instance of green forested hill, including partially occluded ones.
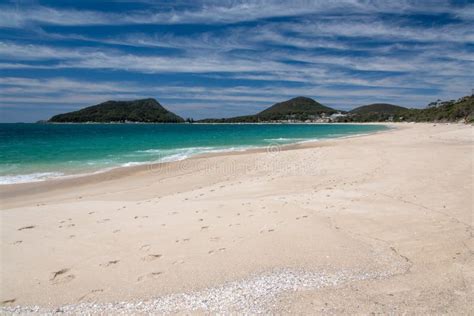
[398,96,473,123]
[49,99,184,123]
[198,96,337,122]
[339,96,473,123]
[349,103,408,114]
[257,96,337,119]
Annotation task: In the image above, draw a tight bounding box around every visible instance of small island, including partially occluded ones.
[48,98,184,123]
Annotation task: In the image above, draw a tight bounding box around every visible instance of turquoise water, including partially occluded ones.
[0,123,387,184]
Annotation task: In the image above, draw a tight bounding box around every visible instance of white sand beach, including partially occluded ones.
[0,123,472,314]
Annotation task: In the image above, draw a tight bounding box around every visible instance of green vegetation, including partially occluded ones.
[349,103,408,115]
[198,96,337,122]
[198,115,260,123]
[48,98,184,123]
[338,96,473,123]
[257,96,337,119]
[398,96,473,123]
[47,95,473,124]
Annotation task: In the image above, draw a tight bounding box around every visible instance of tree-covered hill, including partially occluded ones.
[257,96,337,119]
[349,103,408,115]
[48,99,184,123]
[338,95,473,123]
[398,96,473,123]
[198,96,337,122]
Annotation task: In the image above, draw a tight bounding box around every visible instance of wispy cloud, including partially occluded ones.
[1,74,466,120]
[1,0,473,28]
[0,0,473,121]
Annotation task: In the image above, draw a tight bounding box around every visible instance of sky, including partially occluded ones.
[0,0,473,122]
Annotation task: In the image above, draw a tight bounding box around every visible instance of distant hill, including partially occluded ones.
[349,103,408,114]
[257,96,337,119]
[399,95,473,123]
[48,98,184,123]
[199,96,337,122]
[338,95,473,123]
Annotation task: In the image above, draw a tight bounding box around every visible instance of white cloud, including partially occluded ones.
[1,0,472,121]
[2,37,472,77]
[1,0,472,28]
[284,19,474,44]
[1,74,469,118]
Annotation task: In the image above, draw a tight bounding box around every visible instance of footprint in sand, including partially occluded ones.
[140,244,151,252]
[113,229,120,234]
[78,289,103,302]
[100,260,119,267]
[18,225,35,231]
[142,254,162,262]
[50,268,75,284]
[209,247,226,255]
[176,238,190,243]
[1,298,16,305]
[12,240,22,245]
[97,218,110,224]
[137,272,163,282]
[201,226,209,230]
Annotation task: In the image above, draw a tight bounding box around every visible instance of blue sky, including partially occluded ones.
[0,0,473,122]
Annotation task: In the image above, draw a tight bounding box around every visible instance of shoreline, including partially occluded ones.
[1,122,471,313]
[0,123,394,203]
[0,122,391,186]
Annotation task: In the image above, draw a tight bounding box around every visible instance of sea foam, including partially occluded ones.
[0,172,65,185]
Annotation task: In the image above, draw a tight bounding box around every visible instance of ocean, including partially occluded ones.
[0,123,388,184]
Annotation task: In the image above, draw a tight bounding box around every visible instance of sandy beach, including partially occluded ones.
[0,123,472,314]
